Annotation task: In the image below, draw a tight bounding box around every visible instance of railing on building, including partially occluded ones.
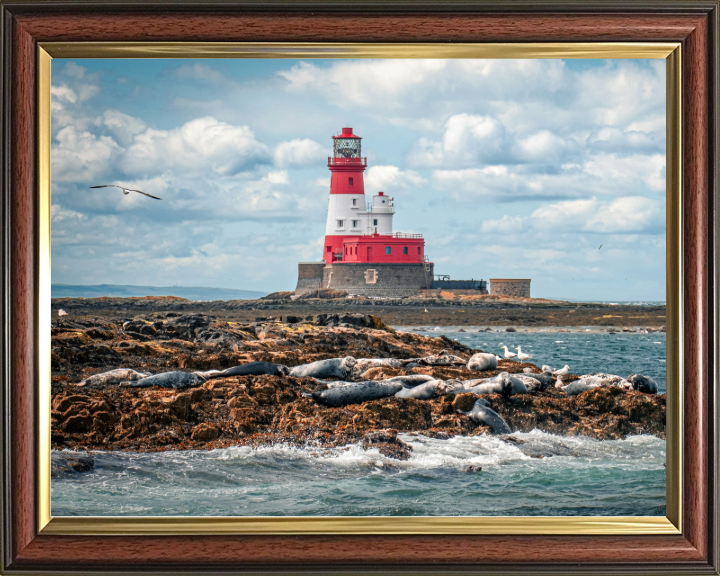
[328,157,367,167]
[391,232,423,238]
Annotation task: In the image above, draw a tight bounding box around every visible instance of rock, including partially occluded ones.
[48,311,666,454]
[362,429,412,460]
[463,465,482,473]
[452,393,480,413]
[51,453,95,476]
[191,423,220,442]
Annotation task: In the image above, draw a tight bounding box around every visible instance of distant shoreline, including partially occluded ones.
[50,295,666,329]
[51,284,267,301]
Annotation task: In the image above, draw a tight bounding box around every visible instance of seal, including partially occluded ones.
[353,358,404,373]
[305,380,402,407]
[467,352,497,372]
[458,399,512,434]
[123,371,206,389]
[463,373,514,397]
[395,379,463,400]
[289,356,356,379]
[415,350,466,366]
[215,361,289,378]
[518,371,554,393]
[78,368,150,387]
[394,379,445,400]
[385,374,435,387]
[626,374,658,394]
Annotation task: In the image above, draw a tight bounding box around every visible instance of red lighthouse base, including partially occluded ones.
[324,233,425,264]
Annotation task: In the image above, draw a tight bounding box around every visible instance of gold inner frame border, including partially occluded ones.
[37,42,682,536]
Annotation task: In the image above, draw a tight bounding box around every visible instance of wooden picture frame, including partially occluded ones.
[1,1,718,573]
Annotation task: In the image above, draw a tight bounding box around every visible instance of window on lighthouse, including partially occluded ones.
[337,219,344,228]
[352,199,357,206]
[348,178,354,186]
[385,247,391,255]
[403,247,408,255]
[373,219,378,226]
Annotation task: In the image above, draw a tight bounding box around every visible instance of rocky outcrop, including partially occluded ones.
[50,312,665,457]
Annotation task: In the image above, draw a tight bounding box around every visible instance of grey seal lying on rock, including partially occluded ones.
[467,352,497,371]
[304,380,402,407]
[626,374,658,394]
[385,374,436,387]
[353,358,404,373]
[122,371,206,390]
[516,371,555,393]
[78,368,150,387]
[395,379,463,400]
[458,399,512,434]
[463,373,514,397]
[214,361,289,378]
[289,357,356,379]
[415,350,466,366]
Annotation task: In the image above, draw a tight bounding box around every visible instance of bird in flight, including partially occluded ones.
[90,185,162,200]
[598,244,603,250]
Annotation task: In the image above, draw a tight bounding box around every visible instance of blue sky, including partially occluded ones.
[50,58,666,300]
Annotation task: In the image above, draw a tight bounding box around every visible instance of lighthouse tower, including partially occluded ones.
[324,127,371,264]
[294,126,433,298]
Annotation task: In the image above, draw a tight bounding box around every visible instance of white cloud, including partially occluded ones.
[483,196,663,235]
[51,125,122,183]
[279,59,448,109]
[365,165,426,194]
[95,110,147,146]
[173,63,226,83]
[273,138,326,168]
[409,114,506,168]
[121,116,271,177]
[51,85,78,103]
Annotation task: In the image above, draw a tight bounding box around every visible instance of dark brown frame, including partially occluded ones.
[1,1,718,573]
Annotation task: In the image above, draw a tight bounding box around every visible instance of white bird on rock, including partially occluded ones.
[90,184,162,200]
[542,364,555,372]
[500,345,517,360]
[58,309,68,317]
[553,365,570,376]
[555,375,565,389]
[515,346,532,361]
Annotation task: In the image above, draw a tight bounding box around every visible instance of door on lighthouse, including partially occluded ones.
[367,246,372,261]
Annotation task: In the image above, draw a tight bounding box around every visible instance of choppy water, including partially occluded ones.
[51,331,666,517]
[409,329,666,393]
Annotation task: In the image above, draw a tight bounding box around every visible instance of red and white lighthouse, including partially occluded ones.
[323,127,368,263]
[323,127,425,265]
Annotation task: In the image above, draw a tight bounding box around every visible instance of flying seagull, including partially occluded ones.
[90,185,162,200]
[598,244,603,250]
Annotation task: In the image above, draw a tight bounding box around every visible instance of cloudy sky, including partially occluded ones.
[50,57,666,301]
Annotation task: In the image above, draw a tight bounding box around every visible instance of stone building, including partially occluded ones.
[489,278,531,298]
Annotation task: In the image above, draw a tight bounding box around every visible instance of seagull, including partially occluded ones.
[90,184,162,200]
[424,309,428,313]
[500,345,517,360]
[58,309,68,317]
[598,244,603,250]
[554,375,565,389]
[515,346,532,361]
[542,364,555,372]
[553,364,570,376]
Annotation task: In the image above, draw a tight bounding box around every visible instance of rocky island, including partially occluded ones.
[51,310,666,463]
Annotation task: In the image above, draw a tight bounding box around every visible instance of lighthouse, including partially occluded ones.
[295,127,433,298]
[324,127,369,264]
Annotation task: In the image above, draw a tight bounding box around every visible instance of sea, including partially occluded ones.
[51,329,667,517]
